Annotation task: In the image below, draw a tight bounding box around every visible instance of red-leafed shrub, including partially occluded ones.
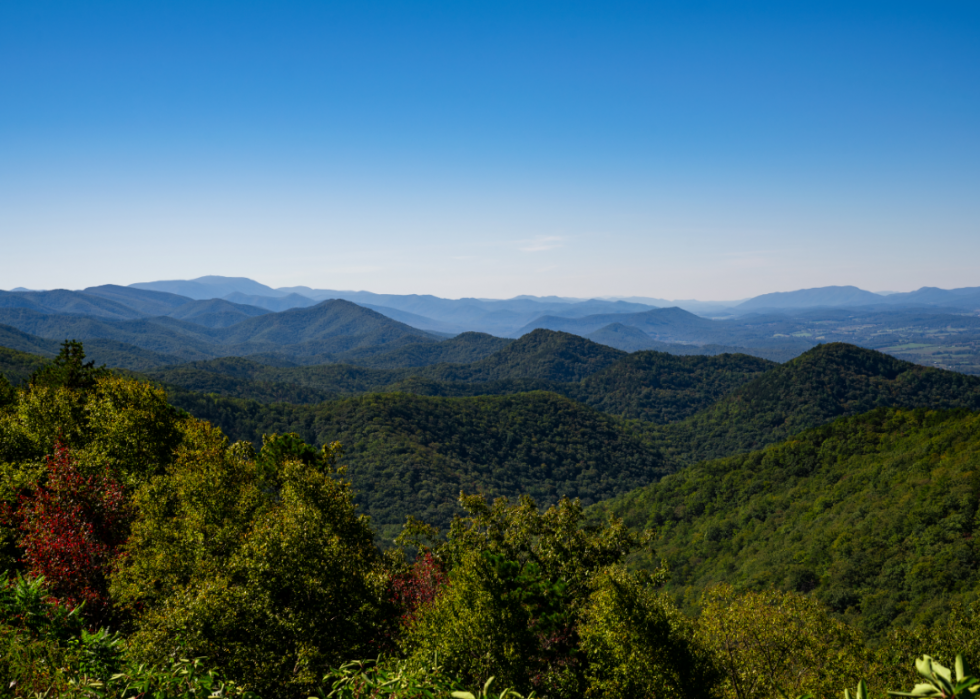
[16,441,130,624]
[390,552,449,626]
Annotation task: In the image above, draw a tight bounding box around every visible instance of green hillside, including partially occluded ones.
[168,388,668,540]
[660,342,980,464]
[146,357,406,403]
[416,329,625,383]
[146,332,773,425]
[337,331,512,368]
[0,299,441,365]
[0,346,49,385]
[590,407,980,637]
[570,351,774,423]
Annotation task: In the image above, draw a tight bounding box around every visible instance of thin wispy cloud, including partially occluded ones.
[325,265,384,274]
[519,236,564,253]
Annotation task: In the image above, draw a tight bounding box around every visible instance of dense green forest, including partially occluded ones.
[591,407,980,635]
[145,330,774,424]
[657,343,980,465]
[170,389,669,539]
[5,339,980,698]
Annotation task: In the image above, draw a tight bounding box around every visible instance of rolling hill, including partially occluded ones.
[658,343,980,465]
[167,388,671,540]
[82,284,192,316]
[590,407,980,636]
[0,299,441,366]
[166,298,270,328]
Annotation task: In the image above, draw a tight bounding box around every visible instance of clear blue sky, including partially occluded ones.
[1,1,978,299]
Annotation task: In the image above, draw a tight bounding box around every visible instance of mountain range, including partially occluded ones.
[1,277,979,376]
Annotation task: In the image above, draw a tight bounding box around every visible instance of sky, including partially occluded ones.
[1,1,978,300]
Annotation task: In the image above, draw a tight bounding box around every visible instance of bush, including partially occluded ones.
[116,426,389,698]
[401,494,718,699]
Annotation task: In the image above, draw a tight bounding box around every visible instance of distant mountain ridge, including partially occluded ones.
[731,284,980,313]
[0,300,441,368]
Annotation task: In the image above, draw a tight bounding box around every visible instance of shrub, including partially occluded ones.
[15,441,129,625]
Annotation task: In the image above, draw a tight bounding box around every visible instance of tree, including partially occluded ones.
[114,425,388,697]
[29,340,109,393]
[696,584,878,699]
[401,494,717,698]
[15,441,130,625]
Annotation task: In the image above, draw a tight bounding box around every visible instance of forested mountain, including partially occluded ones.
[5,335,980,547]
[414,329,625,383]
[340,331,511,368]
[518,306,719,340]
[129,275,666,334]
[166,298,270,327]
[0,289,149,320]
[0,323,61,358]
[223,291,318,311]
[0,346,49,385]
[82,284,192,315]
[143,330,774,425]
[571,351,774,423]
[589,407,980,637]
[169,389,669,539]
[659,342,980,464]
[4,333,980,699]
[0,300,441,365]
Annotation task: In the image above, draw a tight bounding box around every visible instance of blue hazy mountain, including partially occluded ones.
[131,275,288,300]
[82,284,191,316]
[732,285,980,313]
[0,299,440,366]
[222,291,318,312]
[517,307,717,340]
[360,304,471,335]
[167,298,270,328]
[129,277,664,335]
[0,289,149,320]
[733,286,885,312]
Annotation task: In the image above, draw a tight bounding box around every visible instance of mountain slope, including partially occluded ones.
[0,299,440,365]
[0,323,60,357]
[131,275,287,299]
[660,343,980,464]
[734,285,884,312]
[0,289,148,320]
[216,299,434,347]
[417,329,625,383]
[591,407,980,635]
[338,332,512,368]
[222,291,317,312]
[360,303,470,335]
[167,389,670,539]
[142,331,779,424]
[167,298,269,328]
[0,308,220,360]
[82,284,191,315]
[0,346,49,384]
[571,351,775,423]
[517,307,716,339]
[585,323,658,351]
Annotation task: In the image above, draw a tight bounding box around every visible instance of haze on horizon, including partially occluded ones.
[1,1,978,300]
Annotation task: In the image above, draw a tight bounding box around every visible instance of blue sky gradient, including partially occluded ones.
[2,1,978,299]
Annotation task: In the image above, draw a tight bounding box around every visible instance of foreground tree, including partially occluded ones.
[401,494,720,699]
[16,441,129,625]
[114,427,388,698]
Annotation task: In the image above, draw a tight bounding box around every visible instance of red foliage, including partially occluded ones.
[389,552,449,626]
[16,441,130,624]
